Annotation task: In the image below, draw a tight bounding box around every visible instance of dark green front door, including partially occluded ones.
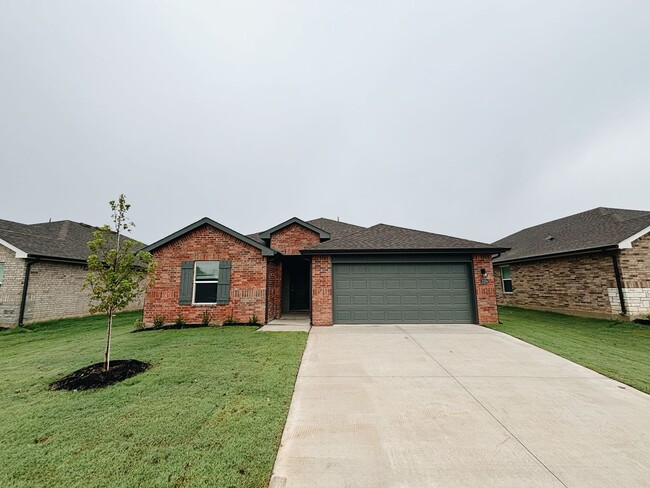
[332,262,475,324]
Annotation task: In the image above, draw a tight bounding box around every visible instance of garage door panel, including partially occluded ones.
[352,295,368,305]
[333,262,475,324]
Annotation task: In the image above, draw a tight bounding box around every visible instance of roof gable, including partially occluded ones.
[493,207,650,263]
[258,217,330,240]
[144,217,276,256]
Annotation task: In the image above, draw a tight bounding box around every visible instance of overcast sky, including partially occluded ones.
[1,1,649,245]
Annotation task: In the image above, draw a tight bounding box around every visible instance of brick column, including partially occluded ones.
[311,255,333,326]
[472,254,499,325]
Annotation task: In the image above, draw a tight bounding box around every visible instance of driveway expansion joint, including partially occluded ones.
[396,325,570,488]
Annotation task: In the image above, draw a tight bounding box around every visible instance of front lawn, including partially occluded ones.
[489,306,650,393]
[0,312,307,487]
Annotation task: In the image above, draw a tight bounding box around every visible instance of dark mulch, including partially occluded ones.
[49,360,151,391]
[133,323,212,333]
[633,318,650,326]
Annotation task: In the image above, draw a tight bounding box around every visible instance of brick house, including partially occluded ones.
[0,219,144,327]
[493,207,650,319]
[143,217,506,326]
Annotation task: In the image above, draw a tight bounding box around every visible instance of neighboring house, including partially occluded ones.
[142,217,506,326]
[0,219,145,327]
[493,207,650,320]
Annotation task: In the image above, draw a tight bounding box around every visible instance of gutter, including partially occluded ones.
[494,245,618,265]
[301,247,510,256]
[18,259,37,327]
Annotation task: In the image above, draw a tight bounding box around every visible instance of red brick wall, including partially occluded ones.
[472,254,499,325]
[267,259,282,321]
[311,255,332,326]
[270,224,321,255]
[143,225,267,325]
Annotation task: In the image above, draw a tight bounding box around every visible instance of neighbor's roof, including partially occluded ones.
[302,223,507,254]
[0,219,145,263]
[493,207,650,263]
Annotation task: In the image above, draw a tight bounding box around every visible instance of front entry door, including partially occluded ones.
[289,264,310,311]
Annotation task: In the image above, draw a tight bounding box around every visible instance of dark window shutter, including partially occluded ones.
[179,261,194,305]
[216,260,231,304]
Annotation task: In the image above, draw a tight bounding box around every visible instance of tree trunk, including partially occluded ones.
[104,310,113,371]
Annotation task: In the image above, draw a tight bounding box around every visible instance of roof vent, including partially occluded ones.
[545,235,555,241]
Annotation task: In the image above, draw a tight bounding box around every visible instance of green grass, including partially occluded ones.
[0,312,308,487]
[489,306,650,393]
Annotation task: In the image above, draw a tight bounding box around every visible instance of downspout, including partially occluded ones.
[18,259,36,327]
[610,252,627,316]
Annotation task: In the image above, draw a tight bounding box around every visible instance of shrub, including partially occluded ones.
[201,309,213,326]
[223,313,236,326]
[174,315,186,327]
[153,315,165,327]
[133,319,146,331]
[247,314,260,325]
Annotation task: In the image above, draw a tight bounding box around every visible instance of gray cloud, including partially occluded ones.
[2,1,649,244]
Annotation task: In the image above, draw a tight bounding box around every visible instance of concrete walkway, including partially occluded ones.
[258,313,311,332]
[270,324,650,488]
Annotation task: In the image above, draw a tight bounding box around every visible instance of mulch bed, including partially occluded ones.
[132,323,212,333]
[49,360,151,391]
[133,323,260,332]
[633,318,650,326]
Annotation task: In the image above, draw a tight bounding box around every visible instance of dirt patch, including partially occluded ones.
[49,360,151,391]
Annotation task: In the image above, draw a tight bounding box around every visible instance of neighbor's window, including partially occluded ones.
[501,266,513,293]
[0,262,4,285]
[193,261,219,304]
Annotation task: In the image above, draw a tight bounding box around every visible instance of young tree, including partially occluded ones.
[85,194,156,371]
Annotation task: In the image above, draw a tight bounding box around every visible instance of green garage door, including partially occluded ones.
[332,262,475,324]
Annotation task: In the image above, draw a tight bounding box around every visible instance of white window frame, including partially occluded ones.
[0,262,4,286]
[192,261,219,305]
[501,265,513,294]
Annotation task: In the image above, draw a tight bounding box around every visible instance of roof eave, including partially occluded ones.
[143,218,276,257]
[301,247,510,255]
[24,254,88,265]
[494,245,619,264]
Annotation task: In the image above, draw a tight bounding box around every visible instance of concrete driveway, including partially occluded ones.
[270,324,650,488]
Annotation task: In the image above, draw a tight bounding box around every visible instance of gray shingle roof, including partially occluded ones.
[303,223,505,253]
[493,207,650,263]
[0,219,146,262]
[306,218,366,239]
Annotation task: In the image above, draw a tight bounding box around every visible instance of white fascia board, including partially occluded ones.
[0,238,28,258]
[618,225,650,249]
